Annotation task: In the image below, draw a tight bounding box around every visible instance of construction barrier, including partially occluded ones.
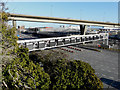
[60,48,74,53]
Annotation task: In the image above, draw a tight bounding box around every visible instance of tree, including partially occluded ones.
[2,46,51,89]
[0,2,18,65]
[1,3,51,89]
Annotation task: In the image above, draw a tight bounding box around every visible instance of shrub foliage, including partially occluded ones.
[29,51,103,89]
[1,11,50,89]
[2,47,51,89]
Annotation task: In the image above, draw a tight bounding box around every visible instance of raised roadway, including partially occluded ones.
[8,13,119,27]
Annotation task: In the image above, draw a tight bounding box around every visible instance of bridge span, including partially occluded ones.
[7,13,113,51]
[17,33,108,52]
[8,13,119,35]
[8,13,119,27]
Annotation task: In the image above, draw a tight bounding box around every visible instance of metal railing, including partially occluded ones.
[17,33,109,52]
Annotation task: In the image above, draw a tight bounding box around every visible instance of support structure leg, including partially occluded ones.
[12,20,16,27]
[83,25,87,35]
[12,20,17,37]
[80,25,87,35]
[80,25,84,35]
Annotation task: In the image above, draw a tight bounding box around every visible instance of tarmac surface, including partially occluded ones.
[60,45,120,89]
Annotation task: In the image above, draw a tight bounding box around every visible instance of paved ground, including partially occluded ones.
[61,45,120,89]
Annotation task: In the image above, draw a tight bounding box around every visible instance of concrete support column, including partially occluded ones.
[80,25,87,35]
[83,25,87,35]
[80,25,88,45]
[12,20,16,27]
[80,25,84,35]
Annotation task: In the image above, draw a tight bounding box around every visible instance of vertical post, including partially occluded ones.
[75,37,77,42]
[12,20,16,27]
[37,42,39,48]
[25,42,27,48]
[62,39,65,45]
[106,39,108,46]
[83,25,87,35]
[80,25,87,35]
[48,41,50,47]
[80,25,84,35]
[106,33,109,46]
[70,38,72,43]
[12,20,17,37]
[55,39,58,46]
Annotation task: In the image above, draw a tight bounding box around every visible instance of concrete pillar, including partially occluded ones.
[80,25,88,45]
[80,25,87,35]
[80,25,84,35]
[12,20,16,27]
[83,25,87,35]
[12,20,17,37]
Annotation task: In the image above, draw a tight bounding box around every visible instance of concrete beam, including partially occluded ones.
[8,17,117,27]
[8,13,119,27]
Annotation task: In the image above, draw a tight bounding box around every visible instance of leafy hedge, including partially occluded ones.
[29,50,103,89]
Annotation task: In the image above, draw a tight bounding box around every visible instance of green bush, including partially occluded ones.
[49,60,102,89]
[2,47,51,89]
[29,50,103,89]
[68,60,103,89]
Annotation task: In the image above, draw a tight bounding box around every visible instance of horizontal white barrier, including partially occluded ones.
[17,33,109,51]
